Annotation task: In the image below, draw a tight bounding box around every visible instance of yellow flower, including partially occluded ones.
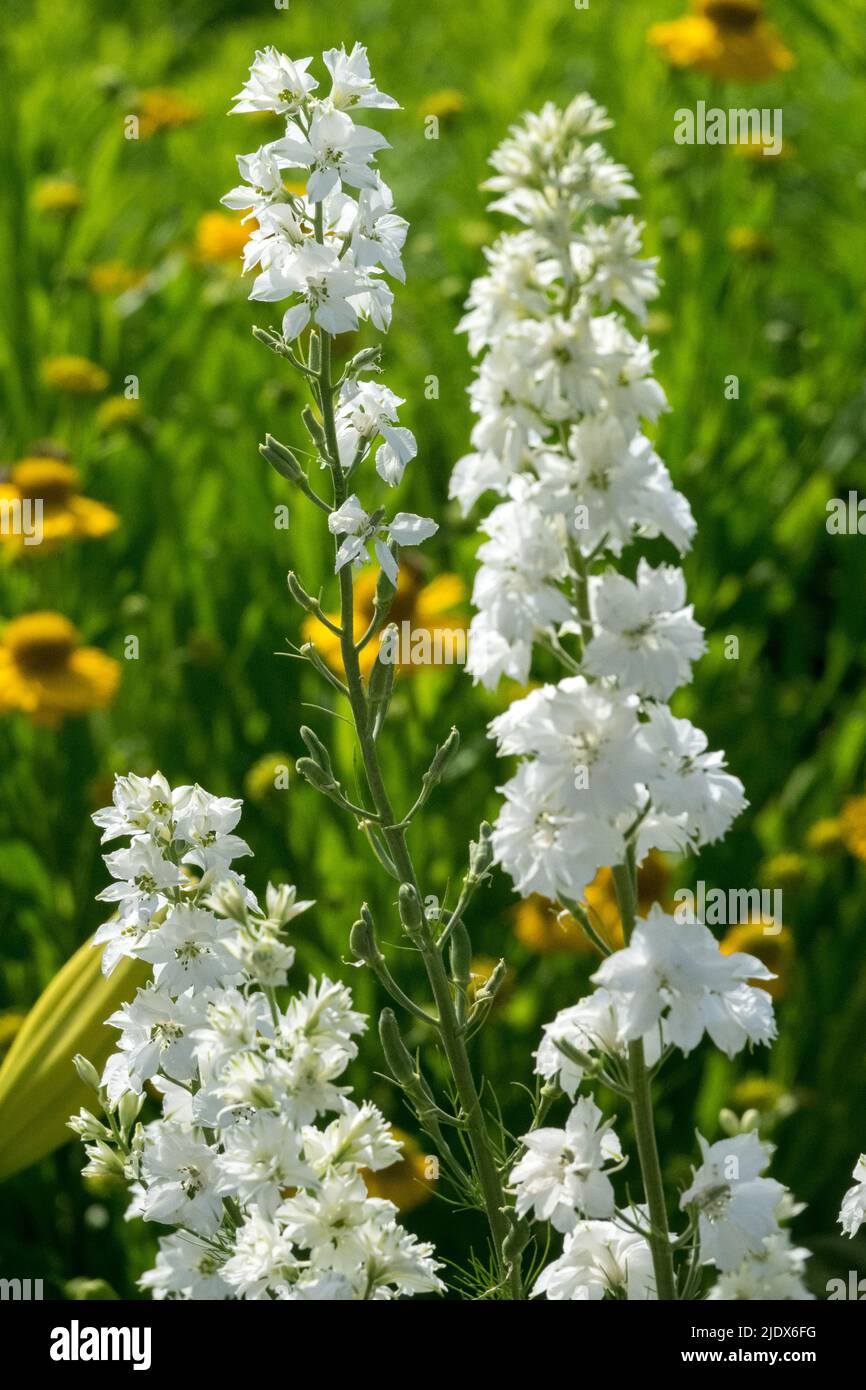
[422,89,467,121]
[720,920,793,1000]
[87,261,142,295]
[41,355,109,394]
[362,1128,434,1212]
[649,1,794,81]
[841,796,866,861]
[733,132,787,160]
[513,897,589,954]
[804,816,845,854]
[0,612,120,727]
[0,458,118,549]
[135,88,199,138]
[760,852,806,888]
[244,753,291,804]
[727,225,774,259]
[95,395,142,433]
[195,212,251,266]
[303,566,467,679]
[513,852,672,955]
[32,176,83,216]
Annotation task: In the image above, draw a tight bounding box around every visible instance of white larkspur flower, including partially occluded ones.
[511,1097,623,1231]
[136,904,239,995]
[583,559,706,700]
[302,1100,401,1176]
[221,1210,299,1299]
[252,241,362,340]
[323,43,399,111]
[132,1125,224,1237]
[639,706,748,848]
[221,146,287,220]
[707,1229,813,1300]
[216,1112,314,1217]
[533,1208,657,1301]
[839,1155,866,1238]
[139,1232,230,1301]
[98,838,185,913]
[680,1132,786,1273]
[534,988,661,1098]
[334,379,416,484]
[592,904,777,1058]
[103,985,205,1103]
[328,494,437,585]
[230,48,318,116]
[272,107,390,202]
[92,771,178,844]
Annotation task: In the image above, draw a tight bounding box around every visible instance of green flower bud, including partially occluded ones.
[72,1054,101,1093]
[378,1008,417,1087]
[299,725,334,780]
[397,884,425,941]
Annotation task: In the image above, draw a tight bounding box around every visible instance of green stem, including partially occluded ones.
[612,860,677,1302]
[313,315,523,1300]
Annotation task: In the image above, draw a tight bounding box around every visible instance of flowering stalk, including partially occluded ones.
[71,774,443,1300]
[453,98,810,1301]
[227,45,522,1297]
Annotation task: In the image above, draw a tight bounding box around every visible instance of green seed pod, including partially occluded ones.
[378,1008,417,1087]
[295,757,337,794]
[349,914,379,966]
[474,957,507,1004]
[468,822,494,880]
[425,727,460,784]
[260,434,305,483]
[301,405,329,458]
[299,725,334,779]
[397,884,425,941]
[308,332,321,373]
[287,572,318,612]
[368,639,396,739]
[449,921,472,994]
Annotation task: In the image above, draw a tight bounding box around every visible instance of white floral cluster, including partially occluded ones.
[450,96,747,905]
[457,100,811,1300]
[70,773,443,1301]
[225,45,436,585]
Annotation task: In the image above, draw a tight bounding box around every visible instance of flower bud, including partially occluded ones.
[117,1089,145,1132]
[449,922,472,993]
[260,434,306,483]
[468,822,494,881]
[301,405,329,458]
[72,1054,101,1093]
[397,884,425,941]
[424,727,460,785]
[378,1008,417,1087]
[299,725,334,780]
[350,911,381,966]
[296,756,338,795]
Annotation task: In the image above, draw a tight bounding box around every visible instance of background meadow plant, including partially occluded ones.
[0,0,866,1298]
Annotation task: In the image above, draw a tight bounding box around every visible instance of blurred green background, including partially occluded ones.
[1,0,866,1298]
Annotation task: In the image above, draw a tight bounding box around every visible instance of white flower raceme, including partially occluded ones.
[71,773,444,1302]
[511,1097,623,1231]
[680,1132,786,1272]
[532,1209,657,1301]
[222,45,435,588]
[592,905,777,1058]
[839,1154,866,1238]
[583,559,706,701]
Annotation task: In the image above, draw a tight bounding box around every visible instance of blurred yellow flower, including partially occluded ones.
[467,954,514,1007]
[32,176,83,216]
[244,753,291,804]
[727,225,774,259]
[0,458,118,548]
[0,612,120,726]
[733,132,788,160]
[720,920,793,999]
[303,566,467,679]
[514,851,672,955]
[649,1,794,81]
[841,795,866,860]
[362,1128,434,1212]
[804,816,845,854]
[41,355,109,394]
[422,89,467,121]
[513,896,588,954]
[730,1074,787,1113]
[195,211,251,266]
[135,87,200,138]
[760,852,806,888]
[95,395,142,433]
[88,261,142,295]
